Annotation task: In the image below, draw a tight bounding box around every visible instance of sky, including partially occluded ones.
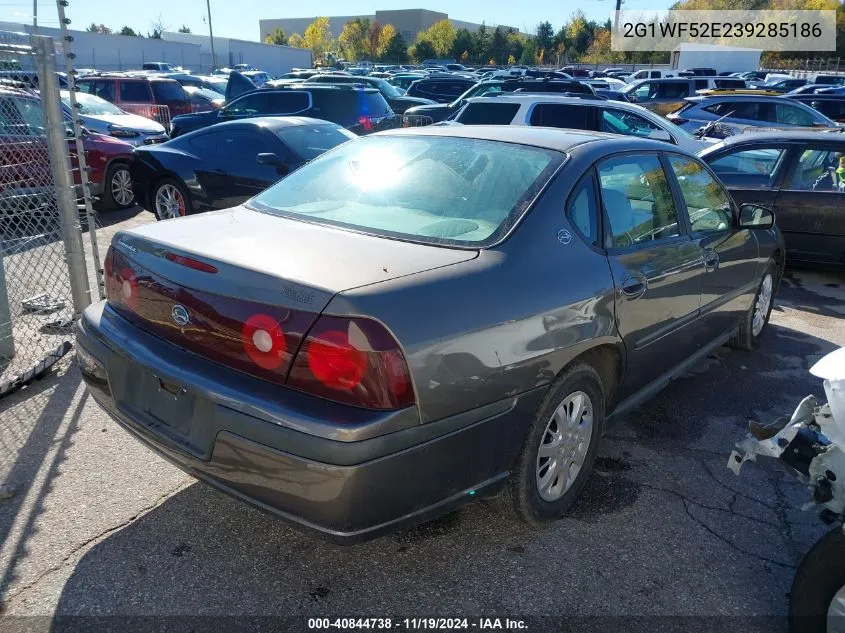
[1,0,663,41]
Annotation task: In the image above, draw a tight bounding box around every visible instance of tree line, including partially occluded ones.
[267,0,844,66]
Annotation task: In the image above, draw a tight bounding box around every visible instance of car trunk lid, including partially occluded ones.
[107,205,477,383]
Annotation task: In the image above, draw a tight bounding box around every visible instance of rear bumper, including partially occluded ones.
[76,302,540,543]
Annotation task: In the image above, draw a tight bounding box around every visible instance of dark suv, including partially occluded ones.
[76,75,191,120]
[170,85,395,137]
[404,76,477,103]
[304,74,435,113]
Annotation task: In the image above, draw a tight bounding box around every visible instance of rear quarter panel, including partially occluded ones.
[324,166,619,423]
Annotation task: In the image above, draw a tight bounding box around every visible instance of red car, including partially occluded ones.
[0,87,135,211]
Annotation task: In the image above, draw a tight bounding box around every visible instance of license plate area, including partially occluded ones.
[111,357,214,459]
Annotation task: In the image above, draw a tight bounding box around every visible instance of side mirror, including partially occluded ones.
[739,203,775,229]
[256,152,288,174]
[647,128,672,142]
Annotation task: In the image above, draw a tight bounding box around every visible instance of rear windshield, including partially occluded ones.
[457,102,520,125]
[278,124,355,161]
[151,81,186,102]
[249,135,563,247]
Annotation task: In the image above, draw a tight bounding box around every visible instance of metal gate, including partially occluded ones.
[0,31,100,393]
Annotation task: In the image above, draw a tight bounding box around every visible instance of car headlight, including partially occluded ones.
[108,126,140,139]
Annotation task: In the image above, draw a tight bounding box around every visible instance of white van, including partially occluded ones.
[629,69,676,81]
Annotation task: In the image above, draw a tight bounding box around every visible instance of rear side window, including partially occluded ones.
[120,81,151,103]
[694,79,708,90]
[227,91,309,116]
[773,103,817,126]
[84,79,114,102]
[529,104,593,130]
[458,102,520,125]
[567,176,599,245]
[151,81,186,102]
[716,79,745,89]
[807,100,843,118]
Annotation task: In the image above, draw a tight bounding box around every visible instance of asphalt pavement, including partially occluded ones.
[0,206,843,632]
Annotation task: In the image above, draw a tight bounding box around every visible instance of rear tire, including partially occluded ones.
[152,178,191,221]
[505,362,605,524]
[789,527,845,633]
[732,258,779,351]
[98,162,135,210]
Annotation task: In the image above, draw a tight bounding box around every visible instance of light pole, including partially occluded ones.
[33,0,37,33]
[206,0,217,72]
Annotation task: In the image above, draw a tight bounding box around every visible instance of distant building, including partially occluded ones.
[259,9,522,47]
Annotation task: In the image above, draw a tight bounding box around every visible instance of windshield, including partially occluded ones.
[185,87,224,102]
[373,78,403,99]
[279,124,356,161]
[450,82,501,107]
[204,78,227,94]
[249,135,563,247]
[60,91,123,115]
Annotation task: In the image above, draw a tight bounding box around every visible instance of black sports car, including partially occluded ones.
[131,117,354,220]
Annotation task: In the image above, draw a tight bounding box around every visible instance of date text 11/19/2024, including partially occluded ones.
[307,618,529,630]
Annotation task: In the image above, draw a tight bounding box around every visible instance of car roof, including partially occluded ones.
[272,84,380,94]
[706,129,845,150]
[467,93,652,112]
[686,94,797,103]
[376,124,671,154]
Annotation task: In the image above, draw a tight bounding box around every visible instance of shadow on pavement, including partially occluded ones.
[0,366,85,598]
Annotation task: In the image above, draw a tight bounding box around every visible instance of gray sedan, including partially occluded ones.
[76,127,784,542]
[61,91,168,146]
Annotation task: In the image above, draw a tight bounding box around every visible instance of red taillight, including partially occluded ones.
[358,115,373,131]
[164,251,218,273]
[242,313,287,370]
[288,315,414,410]
[104,247,138,310]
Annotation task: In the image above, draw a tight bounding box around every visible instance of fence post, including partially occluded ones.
[0,247,14,360]
[32,35,91,317]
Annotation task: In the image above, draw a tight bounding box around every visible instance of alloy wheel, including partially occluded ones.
[110,167,134,207]
[155,183,186,220]
[536,391,593,502]
[828,585,845,633]
[752,273,773,337]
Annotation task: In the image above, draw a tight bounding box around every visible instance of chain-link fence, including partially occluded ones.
[0,31,95,392]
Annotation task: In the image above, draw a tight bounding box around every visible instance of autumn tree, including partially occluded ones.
[376,24,397,60]
[367,21,382,60]
[264,28,287,45]
[338,19,369,61]
[288,33,305,48]
[303,16,335,59]
[422,19,457,58]
[506,30,526,64]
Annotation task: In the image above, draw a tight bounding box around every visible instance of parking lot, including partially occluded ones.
[0,206,842,630]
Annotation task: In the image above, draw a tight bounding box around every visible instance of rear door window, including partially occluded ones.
[528,104,594,130]
[598,154,680,248]
[707,147,787,189]
[458,102,520,125]
[805,100,842,118]
[694,79,708,90]
[119,81,152,103]
[784,149,845,192]
[715,79,745,89]
[226,91,309,116]
[600,109,665,139]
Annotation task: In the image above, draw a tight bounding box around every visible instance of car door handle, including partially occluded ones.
[703,248,720,271]
[621,275,648,299]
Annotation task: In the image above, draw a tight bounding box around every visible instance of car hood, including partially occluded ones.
[83,112,165,134]
[403,102,453,115]
[123,205,479,309]
[392,95,437,107]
